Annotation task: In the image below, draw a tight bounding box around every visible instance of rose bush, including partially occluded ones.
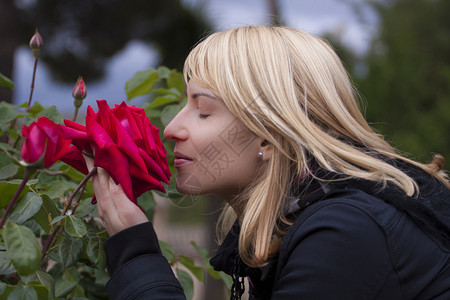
[0,30,231,297]
[61,100,171,204]
[20,116,71,168]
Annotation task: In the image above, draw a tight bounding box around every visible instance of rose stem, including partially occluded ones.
[41,167,97,261]
[72,107,79,122]
[0,168,29,229]
[26,58,38,112]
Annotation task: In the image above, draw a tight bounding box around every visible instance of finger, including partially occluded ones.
[82,152,95,172]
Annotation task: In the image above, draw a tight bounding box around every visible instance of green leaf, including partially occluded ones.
[219,271,233,291]
[41,194,60,220]
[3,222,41,275]
[161,104,182,127]
[152,87,181,97]
[7,284,38,300]
[27,102,44,117]
[0,152,19,180]
[0,180,34,208]
[44,180,78,199]
[144,108,162,119]
[191,241,208,258]
[22,270,55,299]
[33,209,49,233]
[167,71,185,95]
[94,268,110,286]
[0,102,27,126]
[206,266,222,280]
[6,128,20,141]
[0,251,16,275]
[7,178,38,186]
[0,73,14,90]
[57,237,83,268]
[34,194,60,233]
[33,207,50,233]
[176,269,194,300]
[0,142,19,155]
[157,66,171,78]
[9,192,43,225]
[86,236,106,269]
[71,284,86,298]
[159,240,175,261]
[50,215,65,225]
[64,215,87,238]
[179,255,204,283]
[35,270,55,297]
[60,165,86,183]
[55,278,77,298]
[125,68,160,100]
[28,282,52,300]
[0,282,15,298]
[37,106,64,124]
[76,197,96,218]
[147,96,179,110]
[137,191,156,221]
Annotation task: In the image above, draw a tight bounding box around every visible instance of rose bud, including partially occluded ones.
[29,29,43,58]
[20,117,72,168]
[72,76,87,108]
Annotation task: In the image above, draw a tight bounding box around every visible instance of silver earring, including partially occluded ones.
[258,151,263,160]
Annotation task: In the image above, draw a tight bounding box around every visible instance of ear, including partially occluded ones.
[260,140,273,161]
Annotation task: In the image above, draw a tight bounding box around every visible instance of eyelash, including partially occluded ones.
[199,114,209,119]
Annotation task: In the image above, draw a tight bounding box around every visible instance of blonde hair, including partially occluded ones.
[183,26,449,267]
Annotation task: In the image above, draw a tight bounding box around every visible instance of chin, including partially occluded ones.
[176,174,206,195]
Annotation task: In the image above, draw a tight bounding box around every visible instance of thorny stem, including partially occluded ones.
[41,167,97,266]
[0,168,29,229]
[26,58,38,112]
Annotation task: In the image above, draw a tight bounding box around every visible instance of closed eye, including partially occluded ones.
[199,114,209,119]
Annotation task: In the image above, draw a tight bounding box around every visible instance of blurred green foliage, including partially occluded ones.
[357,0,450,163]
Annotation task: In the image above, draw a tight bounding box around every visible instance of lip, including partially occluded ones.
[174,151,194,167]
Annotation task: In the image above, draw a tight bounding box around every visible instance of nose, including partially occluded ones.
[163,108,188,142]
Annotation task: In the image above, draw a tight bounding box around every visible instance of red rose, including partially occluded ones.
[61,100,171,204]
[20,116,71,168]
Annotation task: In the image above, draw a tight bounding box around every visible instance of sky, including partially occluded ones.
[11,0,378,118]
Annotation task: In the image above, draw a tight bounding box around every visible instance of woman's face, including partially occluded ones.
[164,81,264,201]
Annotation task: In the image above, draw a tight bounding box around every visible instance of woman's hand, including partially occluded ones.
[83,153,148,236]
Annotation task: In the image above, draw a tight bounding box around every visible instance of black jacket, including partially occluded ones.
[104,167,450,299]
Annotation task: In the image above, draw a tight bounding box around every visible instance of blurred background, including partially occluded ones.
[1,0,449,299]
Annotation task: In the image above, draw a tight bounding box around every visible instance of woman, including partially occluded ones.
[84,26,450,299]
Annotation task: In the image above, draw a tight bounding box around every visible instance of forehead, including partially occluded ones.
[187,81,211,93]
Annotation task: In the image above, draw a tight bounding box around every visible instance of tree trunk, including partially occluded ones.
[267,0,282,26]
[0,1,21,103]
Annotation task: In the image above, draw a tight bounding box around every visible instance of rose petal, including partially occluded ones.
[111,113,147,172]
[94,145,134,202]
[139,148,170,184]
[60,146,89,174]
[49,138,72,168]
[129,164,164,191]
[86,111,115,149]
[20,123,46,163]
[59,124,91,152]
[64,119,86,132]
[36,117,61,145]
[97,100,116,142]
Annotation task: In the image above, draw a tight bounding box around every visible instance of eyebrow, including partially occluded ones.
[192,92,217,100]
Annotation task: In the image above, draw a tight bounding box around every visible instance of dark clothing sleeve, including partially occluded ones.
[104,222,185,300]
[271,200,400,299]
